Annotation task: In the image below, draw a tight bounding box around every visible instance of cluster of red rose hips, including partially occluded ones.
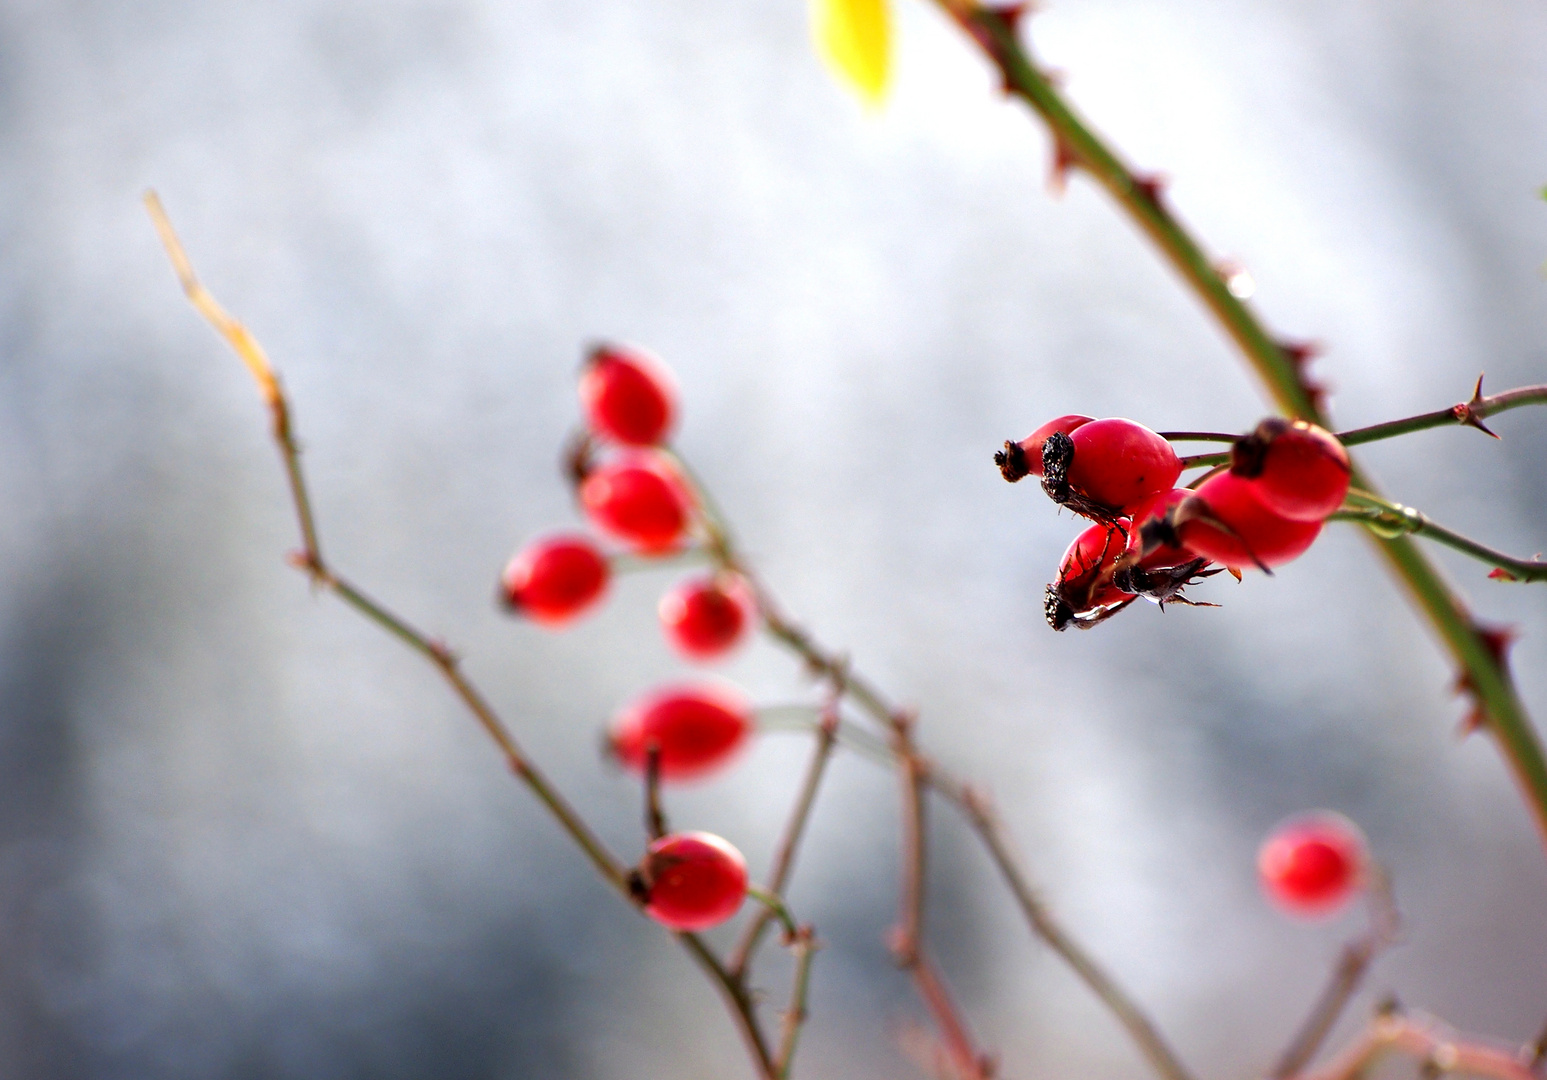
[498,344,760,931]
[996,413,1352,629]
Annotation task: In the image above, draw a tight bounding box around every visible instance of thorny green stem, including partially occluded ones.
[147,196,781,1080]
[746,886,801,940]
[1343,490,1547,584]
[943,5,1547,850]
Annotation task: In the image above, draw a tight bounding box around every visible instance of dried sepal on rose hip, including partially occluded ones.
[1141,472,1322,573]
[608,682,754,781]
[1045,521,1137,631]
[996,414,1093,482]
[579,343,678,447]
[580,450,696,555]
[1230,418,1351,521]
[499,534,610,627]
[659,573,756,662]
[1112,488,1220,607]
[1037,417,1183,522]
[1258,812,1369,917]
[630,831,748,932]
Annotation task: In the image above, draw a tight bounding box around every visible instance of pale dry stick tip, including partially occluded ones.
[1293,1012,1537,1080]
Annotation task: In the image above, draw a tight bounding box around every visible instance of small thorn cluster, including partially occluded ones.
[501,342,761,933]
[998,414,1352,630]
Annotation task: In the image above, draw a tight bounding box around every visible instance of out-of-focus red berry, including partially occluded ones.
[659,574,755,661]
[1041,417,1183,518]
[1231,418,1351,521]
[580,452,695,554]
[1176,472,1322,571]
[1258,812,1368,917]
[609,683,753,781]
[579,344,677,446]
[637,831,748,931]
[499,534,609,627]
[996,414,1095,482]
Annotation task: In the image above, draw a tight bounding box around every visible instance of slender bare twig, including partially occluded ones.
[644,743,667,840]
[1271,868,1402,1078]
[146,194,780,1080]
[910,952,994,1080]
[1291,1012,1537,1080]
[775,926,820,1080]
[729,695,841,980]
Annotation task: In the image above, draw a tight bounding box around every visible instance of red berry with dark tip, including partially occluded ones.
[637,831,748,931]
[609,683,753,781]
[1045,521,1135,630]
[579,344,677,446]
[499,534,609,627]
[1231,418,1351,521]
[580,452,695,555]
[1040,418,1183,519]
[996,414,1094,482]
[1124,488,1200,570]
[1258,812,1368,917]
[659,574,755,661]
[1175,472,1322,571]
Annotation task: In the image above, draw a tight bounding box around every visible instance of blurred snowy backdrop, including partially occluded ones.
[0,0,1545,1076]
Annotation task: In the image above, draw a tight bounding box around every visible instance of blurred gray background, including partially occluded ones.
[1,0,1545,1076]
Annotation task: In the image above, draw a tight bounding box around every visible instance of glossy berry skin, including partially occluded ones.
[580,452,694,555]
[1045,521,1139,630]
[659,574,755,661]
[609,683,753,781]
[1124,488,1200,570]
[499,534,609,627]
[1042,418,1183,519]
[579,344,677,446]
[1231,418,1351,522]
[996,414,1094,482]
[637,831,748,931]
[1175,471,1322,571]
[1258,813,1368,917]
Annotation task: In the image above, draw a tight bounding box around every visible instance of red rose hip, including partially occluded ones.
[635,831,748,931]
[580,451,695,554]
[1040,417,1182,519]
[1258,812,1368,917]
[1172,471,1322,571]
[659,574,755,661]
[609,682,753,781]
[499,534,609,627]
[579,343,678,446]
[996,414,1094,482]
[1231,418,1351,521]
[1046,521,1135,630]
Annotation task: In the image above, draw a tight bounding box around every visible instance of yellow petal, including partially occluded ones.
[810,0,891,107]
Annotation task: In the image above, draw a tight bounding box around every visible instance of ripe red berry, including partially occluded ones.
[1231,418,1351,521]
[580,452,695,555]
[579,343,677,446]
[609,683,753,781]
[659,574,755,661]
[635,831,748,931]
[1114,487,1218,605]
[1046,521,1136,630]
[996,414,1094,482]
[1172,471,1322,572]
[1040,417,1183,520]
[1258,812,1368,917]
[499,534,610,627]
